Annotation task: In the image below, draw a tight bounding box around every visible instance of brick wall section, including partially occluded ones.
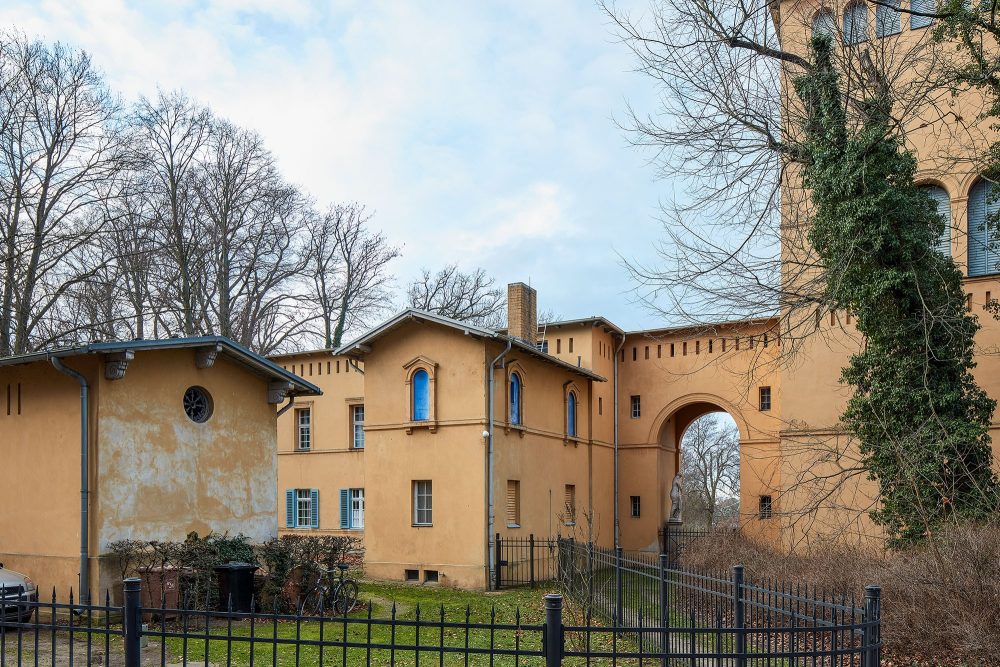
[507,282,537,344]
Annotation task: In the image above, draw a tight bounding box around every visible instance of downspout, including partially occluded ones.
[51,357,90,605]
[613,334,625,550]
[486,338,513,590]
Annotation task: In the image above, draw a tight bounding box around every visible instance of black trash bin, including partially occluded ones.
[214,561,258,613]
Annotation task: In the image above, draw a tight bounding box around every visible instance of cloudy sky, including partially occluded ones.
[4,0,678,330]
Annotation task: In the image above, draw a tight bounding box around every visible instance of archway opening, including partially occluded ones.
[677,411,741,530]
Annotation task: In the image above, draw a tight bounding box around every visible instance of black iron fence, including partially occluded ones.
[491,533,559,589]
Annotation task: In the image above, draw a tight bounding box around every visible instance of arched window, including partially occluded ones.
[509,373,522,426]
[567,391,577,438]
[968,179,1000,277]
[412,369,430,421]
[843,3,868,44]
[920,185,951,257]
[812,9,837,38]
[875,0,901,36]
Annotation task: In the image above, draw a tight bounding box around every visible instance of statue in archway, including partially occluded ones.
[669,472,683,522]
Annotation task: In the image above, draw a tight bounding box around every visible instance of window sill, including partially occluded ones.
[405,420,438,435]
[412,523,433,528]
[563,522,576,528]
[563,436,581,447]
[507,523,521,529]
[504,424,526,437]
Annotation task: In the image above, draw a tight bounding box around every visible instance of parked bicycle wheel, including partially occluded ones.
[302,586,333,617]
[334,580,359,615]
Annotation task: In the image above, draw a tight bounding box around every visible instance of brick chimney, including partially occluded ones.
[507,282,537,344]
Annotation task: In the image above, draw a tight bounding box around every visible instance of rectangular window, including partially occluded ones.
[722,338,727,352]
[683,342,687,356]
[708,339,714,353]
[759,386,772,412]
[557,339,562,354]
[910,0,934,29]
[644,346,649,360]
[537,340,549,353]
[296,408,311,450]
[695,340,700,354]
[598,396,603,415]
[352,405,365,449]
[297,489,312,528]
[759,495,773,520]
[630,395,641,419]
[657,344,661,358]
[569,338,574,353]
[670,343,675,357]
[350,488,365,529]
[632,347,637,361]
[630,495,641,518]
[413,480,433,526]
[506,480,521,527]
[564,484,576,525]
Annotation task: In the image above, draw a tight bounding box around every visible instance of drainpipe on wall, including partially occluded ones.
[276,395,296,418]
[51,357,90,605]
[613,334,625,551]
[485,338,513,590]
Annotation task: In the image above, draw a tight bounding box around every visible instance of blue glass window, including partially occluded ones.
[412,369,430,421]
[844,3,868,44]
[510,373,522,425]
[567,392,577,438]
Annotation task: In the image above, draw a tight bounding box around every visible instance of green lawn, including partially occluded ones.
[160,581,566,666]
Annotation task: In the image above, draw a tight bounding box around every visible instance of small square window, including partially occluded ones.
[630,395,641,419]
[759,495,773,520]
[424,570,439,583]
[630,495,641,518]
[759,386,772,412]
[405,569,420,582]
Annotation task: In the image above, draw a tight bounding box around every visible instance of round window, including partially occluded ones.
[183,386,213,423]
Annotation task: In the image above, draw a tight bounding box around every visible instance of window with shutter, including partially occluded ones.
[969,179,999,276]
[910,0,935,29]
[506,480,520,527]
[812,9,836,38]
[296,489,312,528]
[351,488,365,529]
[921,185,951,257]
[875,0,901,35]
[843,3,868,44]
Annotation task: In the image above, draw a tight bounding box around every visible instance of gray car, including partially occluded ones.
[0,564,37,623]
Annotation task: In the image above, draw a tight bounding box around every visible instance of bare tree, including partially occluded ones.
[680,413,741,528]
[407,265,506,327]
[134,90,211,338]
[304,203,399,349]
[0,33,128,354]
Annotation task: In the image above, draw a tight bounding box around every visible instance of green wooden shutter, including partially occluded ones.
[310,489,320,529]
[340,489,350,529]
[285,489,295,528]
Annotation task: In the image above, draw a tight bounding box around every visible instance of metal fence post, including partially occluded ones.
[862,585,882,667]
[659,553,669,667]
[544,593,564,667]
[587,541,595,608]
[733,565,746,667]
[123,577,142,667]
[615,546,623,624]
[495,533,502,590]
[530,534,536,588]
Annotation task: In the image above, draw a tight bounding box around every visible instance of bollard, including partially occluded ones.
[544,593,564,667]
[123,577,142,667]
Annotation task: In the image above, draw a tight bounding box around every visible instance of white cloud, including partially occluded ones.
[1,0,667,329]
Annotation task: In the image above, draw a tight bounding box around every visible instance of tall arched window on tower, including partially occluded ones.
[412,369,430,421]
[843,2,869,44]
[812,8,837,38]
[567,391,577,438]
[968,179,1000,277]
[920,185,951,257]
[510,372,522,425]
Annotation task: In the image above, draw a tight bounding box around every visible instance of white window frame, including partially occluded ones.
[413,480,433,526]
[296,407,311,450]
[352,404,365,449]
[630,395,641,419]
[350,488,365,529]
[296,489,312,528]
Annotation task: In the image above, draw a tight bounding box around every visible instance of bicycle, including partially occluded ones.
[301,563,359,616]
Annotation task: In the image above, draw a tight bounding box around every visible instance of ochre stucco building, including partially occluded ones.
[0,337,319,599]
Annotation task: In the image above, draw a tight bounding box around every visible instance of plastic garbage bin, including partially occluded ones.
[214,561,258,613]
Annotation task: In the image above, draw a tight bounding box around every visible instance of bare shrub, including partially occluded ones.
[680,527,1000,662]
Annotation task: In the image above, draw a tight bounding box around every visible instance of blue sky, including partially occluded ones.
[4,0,678,330]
